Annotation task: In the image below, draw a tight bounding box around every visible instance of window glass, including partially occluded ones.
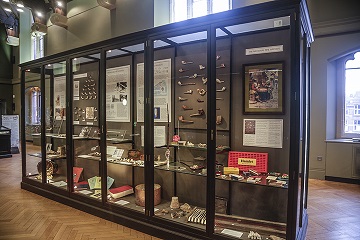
[344,52,360,134]
[212,0,230,14]
[192,0,207,18]
[173,0,188,22]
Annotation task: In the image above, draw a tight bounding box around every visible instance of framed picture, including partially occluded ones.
[243,62,284,114]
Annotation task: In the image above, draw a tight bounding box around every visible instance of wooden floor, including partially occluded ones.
[0,152,359,240]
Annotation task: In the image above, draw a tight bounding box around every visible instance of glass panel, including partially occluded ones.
[24,67,43,182]
[214,18,289,239]
[105,43,145,213]
[44,61,68,189]
[71,55,101,200]
[152,29,207,231]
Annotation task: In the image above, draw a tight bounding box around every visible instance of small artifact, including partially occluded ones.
[216,55,221,60]
[178,97,188,101]
[189,73,201,79]
[170,196,180,209]
[216,78,224,84]
[178,68,188,72]
[182,105,193,110]
[181,60,193,65]
[128,149,141,160]
[180,203,192,213]
[216,98,224,100]
[198,143,206,148]
[199,64,206,70]
[161,209,169,214]
[186,141,194,147]
[197,98,204,103]
[216,115,222,125]
[178,81,196,86]
[248,231,262,240]
[197,88,207,96]
[216,87,226,92]
[135,184,161,207]
[202,77,207,85]
[216,63,226,68]
[184,90,193,94]
[178,116,194,123]
[190,109,205,117]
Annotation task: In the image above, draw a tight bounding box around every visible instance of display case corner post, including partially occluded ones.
[144,38,155,215]
[21,69,26,178]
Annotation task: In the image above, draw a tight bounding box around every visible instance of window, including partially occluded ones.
[25,87,41,125]
[171,0,231,23]
[31,34,44,60]
[338,51,360,137]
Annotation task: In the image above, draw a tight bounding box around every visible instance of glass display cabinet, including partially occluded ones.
[20,1,313,239]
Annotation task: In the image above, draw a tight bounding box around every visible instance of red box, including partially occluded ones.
[228,151,268,173]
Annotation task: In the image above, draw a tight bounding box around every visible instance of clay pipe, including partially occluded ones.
[178,116,194,123]
[190,109,205,117]
[178,81,196,86]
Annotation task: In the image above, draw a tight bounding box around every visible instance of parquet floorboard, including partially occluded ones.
[0,146,359,240]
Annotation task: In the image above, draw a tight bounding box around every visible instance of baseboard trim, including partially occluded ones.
[325,176,360,185]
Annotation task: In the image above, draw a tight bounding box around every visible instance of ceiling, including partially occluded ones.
[0,0,71,30]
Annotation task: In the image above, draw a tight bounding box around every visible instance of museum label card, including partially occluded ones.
[246,45,283,55]
[115,200,129,206]
[221,229,243,238]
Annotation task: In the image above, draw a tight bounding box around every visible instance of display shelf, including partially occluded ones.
[169,143,230,153]
[29,152,66,160]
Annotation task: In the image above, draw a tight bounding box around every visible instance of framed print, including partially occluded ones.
[243,62,284,114]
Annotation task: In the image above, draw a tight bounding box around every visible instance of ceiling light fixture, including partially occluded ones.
[17,8,23,12]
[57,1,63,7]
[36,11,43,17]
[3,0,10,3]
[4,8,11,12]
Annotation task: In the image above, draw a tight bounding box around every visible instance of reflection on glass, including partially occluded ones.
[105,44,145,213]
[44,61,68,189]
[24,68,43,182]
[71,55,102,200]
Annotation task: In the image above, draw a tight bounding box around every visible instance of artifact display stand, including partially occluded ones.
[20,1,313,239]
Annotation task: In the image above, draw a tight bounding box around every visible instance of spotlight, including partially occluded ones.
[36,11,43,17]
[57,1,63,7]
[2,0,10,2]
[4,8,11,12]
[17,8,24,12]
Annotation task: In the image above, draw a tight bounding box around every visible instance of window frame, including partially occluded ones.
[336,51,360,138]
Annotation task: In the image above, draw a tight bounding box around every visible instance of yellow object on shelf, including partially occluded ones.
[223,167,239,175]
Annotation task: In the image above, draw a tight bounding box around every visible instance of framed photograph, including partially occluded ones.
[243,62,284,114]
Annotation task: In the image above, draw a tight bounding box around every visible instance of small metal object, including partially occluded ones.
[178,68,188,73]
[197,98,204,103]
[181,60,193,65]
[197,88,207,96]
[216,63,225,69]
[202,77,207,85]
[178,81,196,86]
[216,78,224,84]
[190,109,205,117]
[199,64,206,70]
[216,87,226,92]
[178,116,194,123]
[184,90,193,94]
[182,105,193,110]
[178,97,188,101]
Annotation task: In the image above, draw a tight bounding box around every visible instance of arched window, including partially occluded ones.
[25,87,41,125]
[338,51,360,137]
